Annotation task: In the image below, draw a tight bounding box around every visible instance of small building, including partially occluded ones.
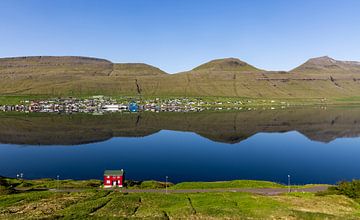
[103,169,125,188]
[128,101,138,112]
[102,104,119,112]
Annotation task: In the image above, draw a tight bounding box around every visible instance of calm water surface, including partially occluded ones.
[1,107,360,184]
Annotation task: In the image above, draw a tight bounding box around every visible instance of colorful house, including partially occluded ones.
[103,169,124,188]
[128,101,138,112]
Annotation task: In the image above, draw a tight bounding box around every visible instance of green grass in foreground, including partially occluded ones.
[1,177,359,219]
[1,189,359,219]
[128,179,328,190]
[0,177,102,190]
[171,180,284,189]
[0,177,328,191]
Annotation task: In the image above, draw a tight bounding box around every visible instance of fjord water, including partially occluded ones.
[1,107,360,185]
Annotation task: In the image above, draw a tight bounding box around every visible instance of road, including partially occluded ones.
[47,185,329,195]
[110,185,327,195]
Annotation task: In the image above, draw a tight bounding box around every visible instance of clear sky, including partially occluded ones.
[0,0,359,73]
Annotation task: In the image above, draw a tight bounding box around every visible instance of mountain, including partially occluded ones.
[0,56,113,76]
[291,56,360,74]
[0,56,168,77]
[192,58,261,72]
[110,63,167,76]
[1,55,360,98]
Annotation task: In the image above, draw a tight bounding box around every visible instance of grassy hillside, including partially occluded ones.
[1,56,360,98]
[110,63,167,76]
[0,56,113,76]
[192,57,262,72]
[291,56,360,74]
[3,190,357,219]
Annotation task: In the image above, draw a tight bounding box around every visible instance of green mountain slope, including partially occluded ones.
[1,55,360,98]
[0,56,113,76]
[192,58,261,72]
[110,63,167,77]
[291,56,360,74]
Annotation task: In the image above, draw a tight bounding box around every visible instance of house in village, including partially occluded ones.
[103,169,125,188]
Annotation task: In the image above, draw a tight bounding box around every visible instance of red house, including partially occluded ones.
[103,169,124,188]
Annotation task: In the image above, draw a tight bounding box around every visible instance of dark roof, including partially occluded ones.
[104,170,124,176]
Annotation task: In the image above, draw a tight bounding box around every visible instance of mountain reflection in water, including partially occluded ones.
[2,106,360,184]
[0,106,359,145]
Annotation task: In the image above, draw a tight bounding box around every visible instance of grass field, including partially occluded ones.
[0,177,324,191]
[170,180,284,189]
[1,177,359,219]
[0,188,359,219]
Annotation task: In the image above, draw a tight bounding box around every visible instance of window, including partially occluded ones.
[106,180,110,184]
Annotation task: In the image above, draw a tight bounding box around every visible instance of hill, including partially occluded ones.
[110,63,167,76]
[1,55,360,98]
[0,56,113,76]
[291,56,360,74]
[192,58,261,72]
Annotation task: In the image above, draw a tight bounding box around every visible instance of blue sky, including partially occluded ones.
[0,0,359,73]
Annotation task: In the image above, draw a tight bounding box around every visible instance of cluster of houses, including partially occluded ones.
[0,96,205,114]
[0,96,128,113]
[0,96,291,114]
[143,98,204,112]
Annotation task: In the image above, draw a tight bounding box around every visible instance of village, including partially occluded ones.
[0,95,293,114]
[0,96,204,114]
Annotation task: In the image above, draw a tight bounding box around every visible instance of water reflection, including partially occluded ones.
[1,106,360,184]
[0,106,360,145]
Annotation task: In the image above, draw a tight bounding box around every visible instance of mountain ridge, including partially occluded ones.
[2,55,360,74]
[1,55,360,98]
[111,63,168,76]
[291,56,360,73]
[192,57,262,72]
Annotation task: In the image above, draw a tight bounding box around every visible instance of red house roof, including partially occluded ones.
[104,169,124,176]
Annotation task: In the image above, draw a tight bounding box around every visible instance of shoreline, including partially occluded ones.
[1,176,330,192]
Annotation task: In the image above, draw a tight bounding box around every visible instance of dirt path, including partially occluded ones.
[116,185,328,195]
[49,186,328,195]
